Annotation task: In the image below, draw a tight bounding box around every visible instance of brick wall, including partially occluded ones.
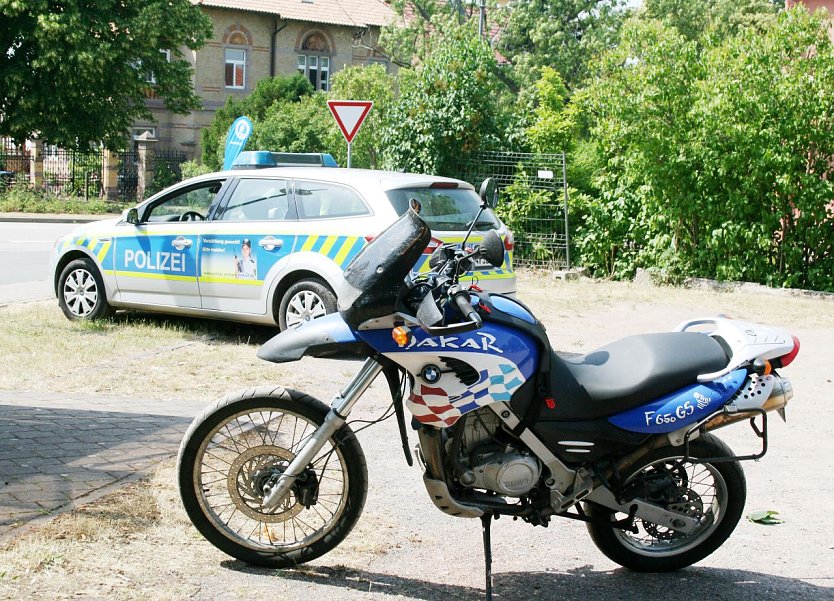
[140,8,389,158]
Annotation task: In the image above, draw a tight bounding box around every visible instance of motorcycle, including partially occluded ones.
[177,180,799,599]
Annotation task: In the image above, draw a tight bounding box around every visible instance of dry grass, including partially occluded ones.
[0,303,317,401]
[0,461,223,600]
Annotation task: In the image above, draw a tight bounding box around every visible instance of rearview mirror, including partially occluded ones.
[125,207,140,225]
[479,230,504,268]
[478,178,498,209]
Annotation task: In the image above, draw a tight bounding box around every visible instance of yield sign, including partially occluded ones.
[327,100,373,143]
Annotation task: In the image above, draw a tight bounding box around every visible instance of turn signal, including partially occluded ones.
[392,326,412,348]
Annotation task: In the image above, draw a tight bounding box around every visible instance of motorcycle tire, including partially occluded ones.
[585,433,746,572]
[177,386,368,568]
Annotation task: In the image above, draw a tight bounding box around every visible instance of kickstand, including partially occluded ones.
[480,513,494,601]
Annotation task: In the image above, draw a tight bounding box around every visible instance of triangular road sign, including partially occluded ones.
[328,100,373,143]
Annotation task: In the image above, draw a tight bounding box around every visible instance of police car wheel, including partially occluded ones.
[278,279,336,331]
[58,258,115,320]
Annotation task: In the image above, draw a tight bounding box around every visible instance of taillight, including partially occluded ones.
[429,181,458,189]
[775,335,800,368]
[424,237,443,254]
[504,229,514,251]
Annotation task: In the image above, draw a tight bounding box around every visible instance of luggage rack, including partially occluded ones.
[681,406,769,464]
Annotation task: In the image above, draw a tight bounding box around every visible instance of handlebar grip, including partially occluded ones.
[453,290,482,329]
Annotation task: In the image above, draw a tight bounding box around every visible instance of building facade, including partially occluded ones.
[135,0,395,157]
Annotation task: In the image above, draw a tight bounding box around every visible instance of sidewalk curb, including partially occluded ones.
[0,213,119,224]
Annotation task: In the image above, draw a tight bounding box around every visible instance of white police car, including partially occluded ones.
[50,167,516,329]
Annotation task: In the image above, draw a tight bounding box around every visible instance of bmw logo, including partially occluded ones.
[421,365,441,384]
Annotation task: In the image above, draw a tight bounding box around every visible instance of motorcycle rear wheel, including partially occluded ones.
[177,387,368,567]
[585,433,746,572]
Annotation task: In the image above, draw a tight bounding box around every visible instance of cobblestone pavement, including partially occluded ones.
[0,390,208,540]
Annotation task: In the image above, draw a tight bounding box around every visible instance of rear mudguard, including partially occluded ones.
[257,313,373,364]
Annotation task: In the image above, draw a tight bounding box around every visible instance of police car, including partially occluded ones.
[49,167,516,329]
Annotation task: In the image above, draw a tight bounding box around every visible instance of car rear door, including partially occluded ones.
[197,176,297,315]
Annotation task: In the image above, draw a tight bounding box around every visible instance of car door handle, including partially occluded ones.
[258,236,283,251]
[172,236,193,250]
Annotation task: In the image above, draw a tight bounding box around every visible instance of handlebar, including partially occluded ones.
[416,285,482,336]
[452,286,482,329]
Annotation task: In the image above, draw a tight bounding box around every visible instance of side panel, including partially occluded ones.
[197,224,297,314]
[608,369,747,434]
[358,323,539,427]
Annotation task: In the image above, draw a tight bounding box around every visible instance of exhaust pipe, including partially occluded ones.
[704,376,793,431]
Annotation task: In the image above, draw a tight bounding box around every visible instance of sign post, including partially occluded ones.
[222,116,253,171]
[327,100,373,168]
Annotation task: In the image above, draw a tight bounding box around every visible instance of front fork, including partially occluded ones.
[260,357,384,510]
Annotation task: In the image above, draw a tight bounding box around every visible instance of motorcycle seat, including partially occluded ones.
[547,332,729,420]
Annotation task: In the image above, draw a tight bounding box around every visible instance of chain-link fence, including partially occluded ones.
[446,151,570,270]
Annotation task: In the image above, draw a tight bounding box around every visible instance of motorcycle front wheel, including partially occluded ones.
[177,387,368,567]
[585,433,746,572]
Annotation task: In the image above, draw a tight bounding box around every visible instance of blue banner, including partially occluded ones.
[222,116,253,171]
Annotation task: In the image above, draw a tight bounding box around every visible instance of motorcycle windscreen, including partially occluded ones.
[338,209,431,328]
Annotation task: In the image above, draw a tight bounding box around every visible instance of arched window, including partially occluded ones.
[297,31,333,91]
[224,28,251,90]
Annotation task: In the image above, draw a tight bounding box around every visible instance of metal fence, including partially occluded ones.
[0,139,31,189]
[42,145,103,198]
[447,151,570,270]
[118,150,139,200]
[118,149,187,201]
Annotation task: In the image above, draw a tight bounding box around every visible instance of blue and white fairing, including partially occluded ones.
[608,369,747,434]
[357,323,539,427]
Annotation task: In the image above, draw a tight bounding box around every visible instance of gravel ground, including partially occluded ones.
[4,276,834,600]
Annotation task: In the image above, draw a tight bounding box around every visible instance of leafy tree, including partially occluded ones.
[498,0,630,90]
[0,0,211,149]
[200,74,313,169]
[382,19,505,175]
[378,0,489,68]
[327,64,395,168]
[640,0,780,43]
[524,67,579,154]
[579,8,834,291]
[249,94,336,158]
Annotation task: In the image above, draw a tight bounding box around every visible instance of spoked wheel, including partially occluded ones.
[178,387,367,567]
[586,434,746,572]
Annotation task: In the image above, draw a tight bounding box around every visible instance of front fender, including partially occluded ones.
[257,313,372,363]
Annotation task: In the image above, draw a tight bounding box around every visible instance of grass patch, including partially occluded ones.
[0,185,127,215]
[0,302,308,400]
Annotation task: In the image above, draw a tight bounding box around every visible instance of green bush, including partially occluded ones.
[0,184,125,214]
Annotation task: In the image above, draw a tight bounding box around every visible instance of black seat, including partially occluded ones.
[547,332,728,421]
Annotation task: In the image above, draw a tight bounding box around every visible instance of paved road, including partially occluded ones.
[0,221,81,303]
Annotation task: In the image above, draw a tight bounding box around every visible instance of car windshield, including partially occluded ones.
[386,187,500,231]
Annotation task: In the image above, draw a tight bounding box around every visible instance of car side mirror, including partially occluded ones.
[478,178,498,209]
[479,230,505,268]
[125,207,140,225]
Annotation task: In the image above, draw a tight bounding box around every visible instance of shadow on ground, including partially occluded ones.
[221,561,832,601]
[110,310,277,347]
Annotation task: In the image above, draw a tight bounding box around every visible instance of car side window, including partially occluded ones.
[295,180,370,219]
[218,178,292,221]
[144,181,224,223]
